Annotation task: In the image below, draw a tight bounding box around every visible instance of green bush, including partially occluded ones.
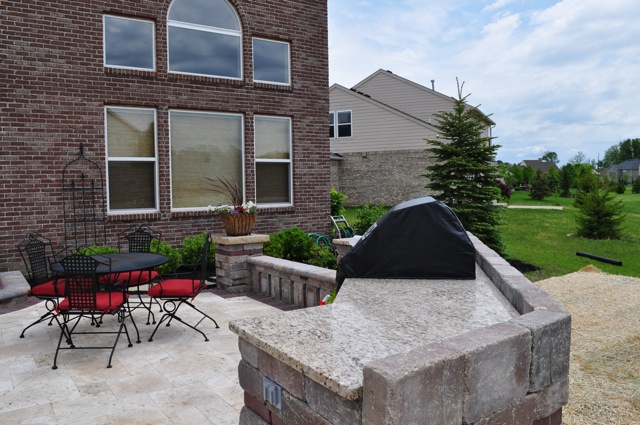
[632,179,640,194]
[330,188,347,216]
[150,239,182,275]
[308,245,337,269]
[181,232,216,270]
[78,245,119,255]
[615,181,626,194]
[264,227,337,269]
[354,204,387,235]
[264,227,314,263]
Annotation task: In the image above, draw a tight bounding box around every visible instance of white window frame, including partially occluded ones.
[330,110,353,139]
[103,15,156,71]
[167,0,242,80]
[254,115,293,207]
[105,106,159,214]
[252,37,291,86]
[169,109,245,212]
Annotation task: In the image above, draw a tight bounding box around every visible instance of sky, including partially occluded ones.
[327,0,640,166]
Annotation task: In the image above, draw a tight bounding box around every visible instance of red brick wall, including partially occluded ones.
[0,0,330,271]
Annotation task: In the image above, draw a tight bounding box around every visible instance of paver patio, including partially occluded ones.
[0,289,285,425]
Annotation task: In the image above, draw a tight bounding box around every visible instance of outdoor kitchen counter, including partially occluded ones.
[229,263,519,401]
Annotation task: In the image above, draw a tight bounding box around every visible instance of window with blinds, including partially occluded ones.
[170,110,244,210]
[105,107,158,212]
[255,115,292,205]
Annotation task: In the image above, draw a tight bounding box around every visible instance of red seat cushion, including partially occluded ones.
[58,292,129,314]
[147,279,198,298]
[29,280,65,297]
[126,270,159,286]
[100,270,159,286]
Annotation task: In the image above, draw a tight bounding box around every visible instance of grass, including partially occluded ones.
[501,189,640,281]
[341,187,640,281]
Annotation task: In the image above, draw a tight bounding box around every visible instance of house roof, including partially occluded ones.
[329,83,437,130]
[519,160,560,173]
[352,69,496,126]
[615,158,640,170]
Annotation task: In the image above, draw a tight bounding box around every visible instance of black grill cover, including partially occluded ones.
[336,197,476,292]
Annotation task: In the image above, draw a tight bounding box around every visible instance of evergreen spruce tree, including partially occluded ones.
[574,174,625,239]
[529,169,552,200]
[423,81,504,254]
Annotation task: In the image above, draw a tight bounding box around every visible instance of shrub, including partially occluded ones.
[632,179,640,194]
[264,227,337,269]
[496,180,512,200]
[354,204,387,235]
[529,170,552,200]
[574,181,625,240]
[181,232,216,270]
[151,239,182,275]
[78,245,119,255]
[308,245,337,269]
[330,188,347,216]
[264,227,314,263]
[615,181,626,194]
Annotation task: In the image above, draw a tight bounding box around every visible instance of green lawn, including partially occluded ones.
[342,188,640,281]
[501,189,640,281]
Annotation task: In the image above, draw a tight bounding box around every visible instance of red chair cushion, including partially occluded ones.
[126,270,159,286]
[147,279,198,298]
[29,280,65,297]
[99,270,158,286]
[58,292,129,314]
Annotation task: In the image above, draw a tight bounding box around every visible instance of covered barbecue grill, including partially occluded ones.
[335,197,476,292]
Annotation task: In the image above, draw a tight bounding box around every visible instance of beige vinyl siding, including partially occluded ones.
[355,71,455,125]
[330,86,437,154]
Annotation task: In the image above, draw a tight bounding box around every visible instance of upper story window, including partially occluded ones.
[253,38,290,85]
[103,15,155,70]
[167,0,242,79]
[329,110,352,138]
[105,107,158,213]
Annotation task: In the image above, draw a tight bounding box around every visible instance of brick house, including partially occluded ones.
[329,69,495,207]
[0,0,329,271]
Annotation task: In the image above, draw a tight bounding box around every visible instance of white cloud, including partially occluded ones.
[328,0,640,164]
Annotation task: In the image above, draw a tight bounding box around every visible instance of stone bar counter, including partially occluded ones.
[231,235,571,425]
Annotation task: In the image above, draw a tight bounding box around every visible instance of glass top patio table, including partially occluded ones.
[50,253,168,275]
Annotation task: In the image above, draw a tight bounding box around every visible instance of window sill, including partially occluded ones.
[107,212,162,222]
[104,67,156,78]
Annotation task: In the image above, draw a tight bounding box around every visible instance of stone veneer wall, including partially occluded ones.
[331,150,437,207]
[247,256,336,308]
[235,234,570,425]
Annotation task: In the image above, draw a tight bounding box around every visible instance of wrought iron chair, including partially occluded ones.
[111,224,163,324]
[17,233,65,338]
[147,233,219,342]
[53,252,133,369]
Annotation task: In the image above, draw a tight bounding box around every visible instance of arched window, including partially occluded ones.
[168,0,242,79]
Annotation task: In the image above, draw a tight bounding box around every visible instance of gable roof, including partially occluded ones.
[615,158,640,170]
[352,69,496,126]
[519,160,560,173]
[329,83,436,129]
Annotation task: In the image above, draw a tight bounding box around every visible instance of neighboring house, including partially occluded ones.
[0,0,329,271]
[518,160,560,174]
[329,69,495,207]
[602,159,640,183]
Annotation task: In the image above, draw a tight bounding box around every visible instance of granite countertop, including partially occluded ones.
[230,264,519,401]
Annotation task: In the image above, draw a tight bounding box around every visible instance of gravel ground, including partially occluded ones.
[536,267,640,424]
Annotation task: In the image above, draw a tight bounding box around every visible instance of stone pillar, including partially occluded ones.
[212,234,269,294]
[333,238,355,263]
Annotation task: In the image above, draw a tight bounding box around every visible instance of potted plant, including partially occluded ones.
[205,176,257,236]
